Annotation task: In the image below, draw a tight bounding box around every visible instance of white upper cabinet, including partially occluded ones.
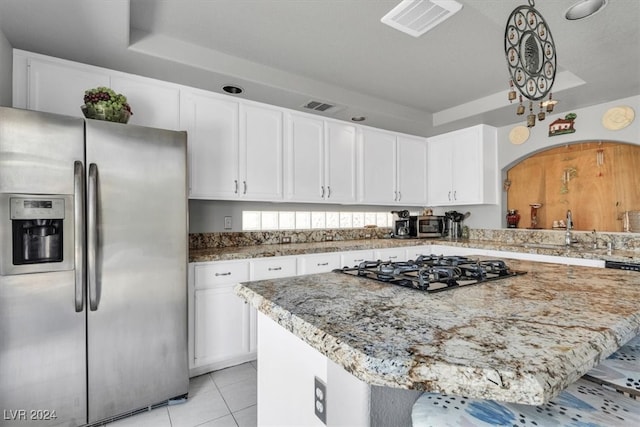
[325,120,358,203]
[427,124,497,206]
[359,128,397,204]
[359,128,427,205]
[181,89,240,199]
[15,52,180,130]
[397,135,428,205]
[285,113,357,203]
[239,103,284,201]
[285,113,325,201]
[24,56,110,117]
[110,75,180,130]
[181,91,284,200]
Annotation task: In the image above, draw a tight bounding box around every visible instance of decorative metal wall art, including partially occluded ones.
[505,0,557,128]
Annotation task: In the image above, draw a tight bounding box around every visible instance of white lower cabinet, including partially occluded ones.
[189,260,254,376]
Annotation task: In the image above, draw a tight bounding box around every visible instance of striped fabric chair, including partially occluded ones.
[412,378,640,426]
[583,334,640,399]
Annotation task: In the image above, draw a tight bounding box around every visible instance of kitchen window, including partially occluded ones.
[242,211,392,231]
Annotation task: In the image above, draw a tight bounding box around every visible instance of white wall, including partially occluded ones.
[0,25,12,106]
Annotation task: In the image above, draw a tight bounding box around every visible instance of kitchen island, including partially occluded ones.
[235,258,640,426]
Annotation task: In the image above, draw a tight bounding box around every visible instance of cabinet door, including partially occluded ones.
[452,136,482,204]
[27,57,110,117]
[181,91,239,199]
[240,104,284,200]
[111,75,180,130]
[397,135,428,205]
[285,113,325,201]
[427,135,455,205]
[325,121,358,203]
[359,128,397,205]
[194,287,250,366]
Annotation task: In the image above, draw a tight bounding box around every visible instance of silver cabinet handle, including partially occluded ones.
[354,259,364,263]
[321,186,325,198]
[317,262,329,266]
[448,191,451,201]
[327,186,331,198]
[394,191,398,201]
[215,272,232,276]
[398,191,402,201]
[88,163,100,311]
[234,180,238,194]
[453,190,457,200]
[268,267,282,271]
[74,161,85,313]
[243,181,247,194]
[388,255,398,259]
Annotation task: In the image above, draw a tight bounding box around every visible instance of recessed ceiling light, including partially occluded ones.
[565,0,608,20]
[351,116,366,122]
[222,85,244,95]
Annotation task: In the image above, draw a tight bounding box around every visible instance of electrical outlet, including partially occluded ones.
[224,216,232,230]
[325,235,333,241]
[314,377,326,425]
[281,236,291,244]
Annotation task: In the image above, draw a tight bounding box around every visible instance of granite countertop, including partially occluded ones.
[235,259,640,404]
[190,238,640,263]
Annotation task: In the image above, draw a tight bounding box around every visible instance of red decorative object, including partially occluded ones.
[506,209,520,228]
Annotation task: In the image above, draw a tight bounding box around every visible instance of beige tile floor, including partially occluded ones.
[104,361,257,427]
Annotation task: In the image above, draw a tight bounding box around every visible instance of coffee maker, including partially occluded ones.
[391,210,416,239]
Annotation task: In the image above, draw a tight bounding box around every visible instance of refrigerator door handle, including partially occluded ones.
[74,161,85,312]
[88,163,100,311]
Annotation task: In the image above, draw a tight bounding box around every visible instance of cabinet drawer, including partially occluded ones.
[374,248,407,262]
[298,253,342,274]
[405,245,431,261]
[194,261,250,289]
[340,250,375,269]
[250,257,297,280]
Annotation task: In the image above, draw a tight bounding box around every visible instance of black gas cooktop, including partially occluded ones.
[334,255,526,293]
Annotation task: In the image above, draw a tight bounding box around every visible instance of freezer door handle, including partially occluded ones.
[88,163,100,311]
[74,161,85,312]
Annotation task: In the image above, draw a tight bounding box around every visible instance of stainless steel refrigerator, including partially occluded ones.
[0,107,188,426]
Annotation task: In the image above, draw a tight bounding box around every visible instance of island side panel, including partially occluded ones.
[258,312,372,426]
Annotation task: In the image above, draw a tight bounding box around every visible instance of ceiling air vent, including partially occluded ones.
[381,0,463,37]
[301,100,344,114]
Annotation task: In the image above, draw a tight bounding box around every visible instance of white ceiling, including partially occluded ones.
[1,0,638,136]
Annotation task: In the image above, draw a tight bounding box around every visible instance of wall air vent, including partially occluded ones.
[301,100,344,114]
[381,0,463,37]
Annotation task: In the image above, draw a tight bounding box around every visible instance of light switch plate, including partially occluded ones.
[224,216,232,229]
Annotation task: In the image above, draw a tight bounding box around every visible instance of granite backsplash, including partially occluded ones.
[190,227,640,251]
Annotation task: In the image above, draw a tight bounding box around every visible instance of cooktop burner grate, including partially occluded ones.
[334,255,526,293]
